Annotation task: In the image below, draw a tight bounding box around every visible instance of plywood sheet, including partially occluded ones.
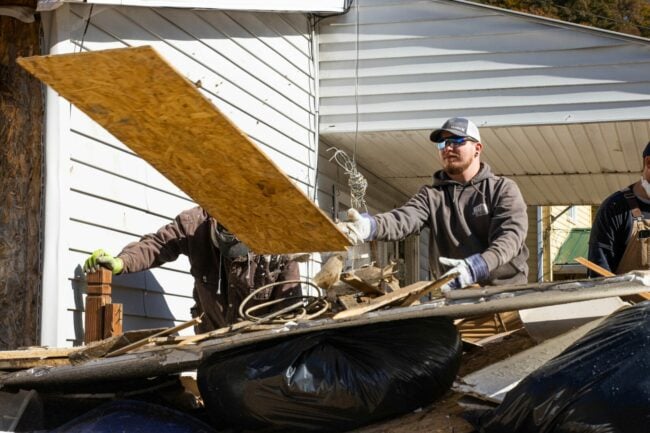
[17,46,349,253]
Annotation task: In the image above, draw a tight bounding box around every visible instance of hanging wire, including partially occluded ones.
[78,4,94,52]
[327,147,368,212]
[353,0,360,163]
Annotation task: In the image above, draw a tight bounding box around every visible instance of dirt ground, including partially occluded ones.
[353,330,537,433]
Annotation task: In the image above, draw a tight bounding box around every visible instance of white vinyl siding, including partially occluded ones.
[318,0,650,133]
[42,4,317,346]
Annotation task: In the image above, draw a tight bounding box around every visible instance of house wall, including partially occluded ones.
[318,0,650,134]
[549,205,592,261]
[540,205,592,281]
[525,206,539,283]
[40,4,321,346]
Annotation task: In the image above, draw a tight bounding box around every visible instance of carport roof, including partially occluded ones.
[318,0,650,206]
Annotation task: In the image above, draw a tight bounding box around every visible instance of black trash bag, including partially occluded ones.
[49,399,216,433]
[475,301,650,433]
[198,317,461,432]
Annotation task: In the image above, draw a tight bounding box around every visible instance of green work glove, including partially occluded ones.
[83,249,124,275]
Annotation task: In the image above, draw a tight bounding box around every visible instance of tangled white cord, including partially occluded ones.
[327,147,368,213]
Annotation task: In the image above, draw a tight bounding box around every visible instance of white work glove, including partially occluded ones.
[336,208,376,245]
[439,254,489,292]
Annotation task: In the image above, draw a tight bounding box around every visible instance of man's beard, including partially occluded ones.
[443,154,473,175]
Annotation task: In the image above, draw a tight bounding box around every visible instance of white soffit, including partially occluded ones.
[46,0,349,13]
[323,120,650,206]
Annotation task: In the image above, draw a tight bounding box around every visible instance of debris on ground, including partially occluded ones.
[3,268,650,432]
[474,301,650,433]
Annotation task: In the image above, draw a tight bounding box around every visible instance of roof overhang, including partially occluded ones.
[37,0,349,13]
[317,0,650,206]
[321,120,649,206]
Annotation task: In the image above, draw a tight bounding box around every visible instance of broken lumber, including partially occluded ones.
[333,276,455,320]
[84,295,109,344]
[340,274,385,296]
[0,347,74,370]
[4,272,650,389]
[70,328,167,364]
[105,316,202,357]
[574,257,614,277]
[337,294,368,310]
[312,254,344,291]
[575,256,650,301]
[84,268,123,343]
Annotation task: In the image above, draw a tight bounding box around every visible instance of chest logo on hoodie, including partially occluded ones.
[473,203,489,217]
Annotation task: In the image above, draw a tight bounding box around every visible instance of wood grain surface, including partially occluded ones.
[0,15,43,349]
[17,46,349,253]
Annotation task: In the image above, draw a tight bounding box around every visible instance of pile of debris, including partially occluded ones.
[2,268,650,432]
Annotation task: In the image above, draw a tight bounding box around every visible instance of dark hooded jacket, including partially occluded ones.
[117,207,301,332]
[374,163,529,285]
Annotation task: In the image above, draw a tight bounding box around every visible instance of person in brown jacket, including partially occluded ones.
[83,206,302,333]
[339,117,529,339]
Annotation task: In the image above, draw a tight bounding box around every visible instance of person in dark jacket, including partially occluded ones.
[340,117,529,292]
[588,141,650,275]
[83,206,302,333]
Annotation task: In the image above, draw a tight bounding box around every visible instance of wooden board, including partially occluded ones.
[333,276,454,320]
[340,274,385,295]
[17,46,349,254]
[84,295,109,344]
[574,257,650,300]
[0,347,74,370]
[574,257,614,277]
[103,304,123,339]
[0,347,74,360]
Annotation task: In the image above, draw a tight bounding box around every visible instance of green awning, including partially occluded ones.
[554,228,591,265]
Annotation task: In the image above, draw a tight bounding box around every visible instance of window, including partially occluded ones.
[568,206,577,223]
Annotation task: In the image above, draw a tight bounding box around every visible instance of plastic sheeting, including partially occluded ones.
[50,399,216,433]
[476,301,650,432]
[198,317,461,432]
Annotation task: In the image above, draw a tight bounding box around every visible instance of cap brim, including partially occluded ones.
[429,128,474,143]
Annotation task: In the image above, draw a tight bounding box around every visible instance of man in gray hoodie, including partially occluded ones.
[341,117,529,292]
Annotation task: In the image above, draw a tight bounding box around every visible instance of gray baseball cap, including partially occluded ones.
[430,117,481,143]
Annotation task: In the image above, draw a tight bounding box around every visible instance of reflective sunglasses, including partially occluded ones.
[436,137,469,150]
